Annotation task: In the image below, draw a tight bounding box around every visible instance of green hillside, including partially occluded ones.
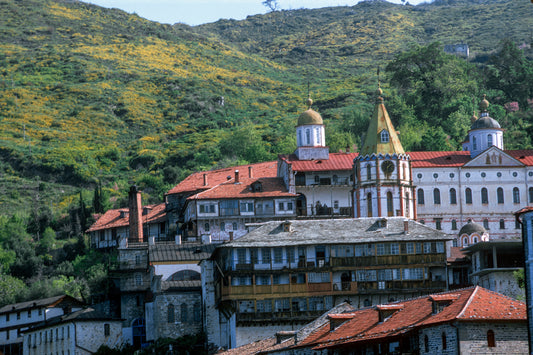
[0,0,532,216]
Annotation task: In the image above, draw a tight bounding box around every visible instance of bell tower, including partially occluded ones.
[353,85,415,219]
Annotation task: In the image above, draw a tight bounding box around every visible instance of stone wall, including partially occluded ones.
[236,324,302,348]
[419,324,458,354]
[458,322,528,354]
[152,291,202,340]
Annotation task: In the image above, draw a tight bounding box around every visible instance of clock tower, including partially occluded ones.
[353,86,415,219]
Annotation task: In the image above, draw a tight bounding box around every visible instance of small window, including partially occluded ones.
[180,303,188,323]
[17,312,20,320]
[417,189,425,205]
[497,187,504,204]
[451,219,457,230]
[513,187,520,204]
[232,222,238,230]
[442,332,447,350]
[435,218,442,230]
[473,136,477,151]
[487,329,495,347]
[28,310,31,318]
[220,223,225,232]
[104,323,110,337]
[449,188,457,204]
[499,219,505,230]
[204,222,210,232]
[380,130,390,143]
[465,188,472,204]
[483,219,489,230]
[424,334,429,352]
[366,164,372,180]
[168,304,175,323]
[487,134,493,146]
[433,189,441,205]
[529,187,533,203]
[481,188,488,204]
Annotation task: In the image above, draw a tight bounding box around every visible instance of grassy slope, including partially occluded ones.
[0,0,531,216]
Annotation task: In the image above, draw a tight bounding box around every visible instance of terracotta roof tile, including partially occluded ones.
[409,151,471,168]
[187,177,295,200]
[167,161,278,196]
[448,246,468,263]
[86,203,166,232]
[279,152,358,172]
[291,287,525,351]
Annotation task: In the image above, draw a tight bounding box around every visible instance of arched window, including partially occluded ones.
[442,332,447,350]
[513,187,520,204]
[297,130,302,146]
[451,219,457,230]
[204,223,210,232]
[487,134,493,146]
[463,237,468,246]
[465,188,472,204]
[424,334,429,352]
[473,236,478,243]
[417,189,425,205]
[449,188,457,204]
[169,270,201,281]
[387,192,394,217]
[305,129,311,145]
[315,127,321,144]
[167,304,175,323]
[500,219,505,229]
[181,303,188,323]
[481,187,489,204]
[473,136,477,150]
[366,164,372,180]
[193,302,201,322]
[380,130,390,143]
[529,187,533,203]
[232,222,238,230]
[487,330,495,347]
[433,188,441,205]
[497,187,504,204]
[483,219,489,229]
[367,192,372,217]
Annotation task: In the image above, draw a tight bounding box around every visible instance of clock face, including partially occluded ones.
[381,161,395,175]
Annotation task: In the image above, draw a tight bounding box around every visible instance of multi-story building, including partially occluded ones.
[204,217,452,348]
[168,91,533,241]
[22,308,122,355]
[0,295,84,355]
[182,169,297,242]
[261,286,527,354]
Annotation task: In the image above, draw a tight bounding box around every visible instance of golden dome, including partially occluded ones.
[298,109,323,126]
[480,94,489,111]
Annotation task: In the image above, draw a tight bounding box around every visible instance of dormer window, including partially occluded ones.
[430,294,458,314]
[251,181,263,192]
[376,304,403,322]
[380,130,390,143]
[120,210,129,218]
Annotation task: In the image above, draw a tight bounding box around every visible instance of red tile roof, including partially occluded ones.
[293,287,525,351]
[166,161,278,196]
[86,203,166,232]
[409,151,471,168]
[448,246,468,263]
[279,152,358,172]
[187,177,295,200]
[507,149,533,166]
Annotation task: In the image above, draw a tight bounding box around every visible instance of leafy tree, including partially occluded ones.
[0,246,15,273]
[386,42,481,149]
[0,274,27,307]
[262,0,280,12]
[485,39,533,108]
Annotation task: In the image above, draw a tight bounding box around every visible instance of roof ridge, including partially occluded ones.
[457,285,479,319]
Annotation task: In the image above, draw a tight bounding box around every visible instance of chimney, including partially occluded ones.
[175,234,182,245]
[229,231,234,241]
[203,173,208,186]
[275,331,297,344]
[404,220,409,234]
[248,166,253,178]
[128,185,143,243]
[235,170,240,183]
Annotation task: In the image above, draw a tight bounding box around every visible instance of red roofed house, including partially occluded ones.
[267,286,527,354]
[167,90,533,243]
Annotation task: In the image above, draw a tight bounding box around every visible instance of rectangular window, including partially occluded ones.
[237,249,246,264]
[6,313,9,322]
[423,242,432,254]
[308,272,330,283]
[99,230,105,242]
[220,200,238,216]
[257,275,271,285]
[240,202,254,212]
[376,244,385,255]
[17,312,20,320]
[416,243,422,254]
[435,218,442,230]
[287,202,293,211]
[28,310,31,318]
[278,202,285,211]
[261,248,271,264]
[436,242,445,253]
[356,270,377,282]
[406,242,414,254]
[390,243,399,255]
[273,248,283,264]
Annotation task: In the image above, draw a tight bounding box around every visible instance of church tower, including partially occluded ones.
[462,95,504,158]
[353,86,415,219]
[294,97,329,160]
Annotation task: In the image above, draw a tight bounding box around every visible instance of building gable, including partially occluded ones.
[463,146,524,168]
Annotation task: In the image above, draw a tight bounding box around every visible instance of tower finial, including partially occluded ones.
[306,80,313,108]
